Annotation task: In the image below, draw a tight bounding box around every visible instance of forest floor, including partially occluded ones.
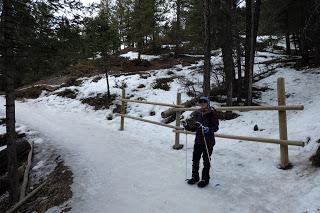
[0,124,73,212]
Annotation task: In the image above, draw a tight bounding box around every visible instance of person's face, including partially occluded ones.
[199,100,208,109]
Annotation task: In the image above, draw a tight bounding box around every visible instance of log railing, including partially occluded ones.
[118,77,305,169]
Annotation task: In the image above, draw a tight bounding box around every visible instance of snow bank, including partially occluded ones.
[120,51,160,61]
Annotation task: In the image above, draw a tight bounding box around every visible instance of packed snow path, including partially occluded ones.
[1,67,320,212]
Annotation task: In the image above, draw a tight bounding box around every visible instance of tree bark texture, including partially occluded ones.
[221,0,235,106]
[244,0,252,105]
[203,0,212,97]
[285,11,291,55]
[247,0,261,105]
[285,31,291,55]
[174,0,181,57]
[1,0,19,204]
[245,0,261,106]
[231,0,242,102]
[315,40,320,66]
[103,54,111,106]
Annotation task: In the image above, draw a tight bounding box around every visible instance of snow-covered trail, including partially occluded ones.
[1,98,319,213]
[0,100,243,212]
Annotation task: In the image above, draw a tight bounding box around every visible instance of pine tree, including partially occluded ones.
[203,0,211,96]
[0,0,84,203]
[184,0,204,52]
[83,6,121,103]
[244,0,261,105]
[114,0,134,48]
[259,0,320,66]
[126,0,167,57]
[1,0,19,204]
[221,0,235,106]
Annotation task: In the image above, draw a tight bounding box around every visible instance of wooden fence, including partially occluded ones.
[117,77,305,169]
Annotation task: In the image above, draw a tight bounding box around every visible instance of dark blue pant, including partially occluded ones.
[192,143,213,181]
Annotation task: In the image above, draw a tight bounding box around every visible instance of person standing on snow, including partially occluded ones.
[184,96,219,188]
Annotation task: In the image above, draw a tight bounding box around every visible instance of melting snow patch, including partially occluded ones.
[120,51,160,61]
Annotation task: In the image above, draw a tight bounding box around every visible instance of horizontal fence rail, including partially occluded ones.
[174,130,305,147]
[172,105,304,112]
[120,98,184,108]
[117,114,184,130]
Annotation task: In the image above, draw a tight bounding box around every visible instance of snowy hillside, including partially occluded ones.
[1,51,320,212]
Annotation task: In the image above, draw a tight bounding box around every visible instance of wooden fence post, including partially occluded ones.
[120,87,125,131]
[173,93,183,150]
[277,78,290,169]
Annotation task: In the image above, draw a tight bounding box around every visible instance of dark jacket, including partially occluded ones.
[192,107,219,146]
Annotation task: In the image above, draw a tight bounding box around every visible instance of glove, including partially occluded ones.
[203,126,209,134]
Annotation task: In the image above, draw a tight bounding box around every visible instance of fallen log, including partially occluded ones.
[0,138,30,175]
[161,98,198,119]
[5,181,47,213]
[20,142,34,200]
[253,65,280,82]
[161,115,176,124]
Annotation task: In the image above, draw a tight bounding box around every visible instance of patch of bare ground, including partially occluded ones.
[56,89,78,99]
[32,52,201,87]
[0,131,73,213]
[0,158,73,213]
[21,161,73,213]
[15,85,57,100]
[0,160,73,213]
[81,93,118,110]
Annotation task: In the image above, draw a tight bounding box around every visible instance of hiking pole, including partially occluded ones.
[199,124,215,180]
[185,131,188,181]
[196,122,211,163]
[181,121,189,181]
[201,126,212,163]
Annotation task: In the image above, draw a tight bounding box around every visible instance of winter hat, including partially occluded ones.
[199,96,210,106]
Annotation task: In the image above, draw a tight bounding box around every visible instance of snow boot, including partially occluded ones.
[187,177,199,185]
[197,180,209,188]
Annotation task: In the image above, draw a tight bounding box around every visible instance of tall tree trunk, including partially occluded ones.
[285,32,291,55]
[300,30,309,66]
[211,0,219,50]
[174,0,181,57]
[203,0,211,97]
[246,0,261,106]
[136,0,142,61]
[293,33,298,54]
[232,0,242,103]
[222,0,235,106]
[300,1,310,66]
[285,12,291,55]
[103,53,111,107]
[137,40,142,61]
[315,40,320,66]
[244,0,252,105]
[0,76,5,92]
[1,0,19,204]
[152,31,156,52]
